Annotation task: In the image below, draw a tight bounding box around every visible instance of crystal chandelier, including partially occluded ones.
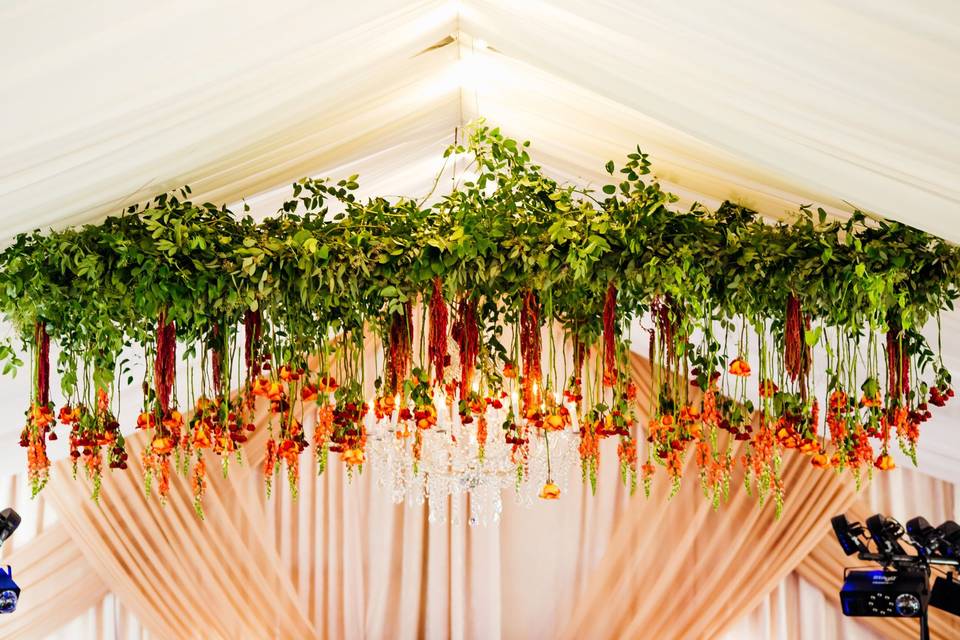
[367,386,580,526]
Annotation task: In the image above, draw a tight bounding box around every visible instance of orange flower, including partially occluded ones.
[502,362,517,379]
[342,448,365,466]
[798,439,818,454]
[30,404,55,428]
[875,453,896,471]
[266,382,284,401]
[317,376,338,393]
[811,451,830,469]
[539,482,561,500]
[192,422,212,449]
[137,412,156,430]
[251,376,270,397]
[151,436,174,455]
[301,384,318,403]
[162,411,183,430]
[728,357,751,377]
[861,393,882,408]
[543,414,565,432]
[58,405,81,425]
[758,379,778,398]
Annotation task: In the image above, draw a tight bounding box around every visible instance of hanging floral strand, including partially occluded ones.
[520,290,542,415]
[457,297,479,399]
[602,282,618,387]
[429,277,448,385]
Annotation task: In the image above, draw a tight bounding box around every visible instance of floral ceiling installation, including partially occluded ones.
[1,123,958,520]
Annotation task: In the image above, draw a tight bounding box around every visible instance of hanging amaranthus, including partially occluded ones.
[457,297,479,399]
[429,277,448,385]
[243,309,262,378]
[210,322,223,398]
[886,321,908,401]
[785,294,811,396]
[602,283,618,387]
[35,322,50,407]
[155,311,177,415]
[520,290,542,414]
[386,303,413,396]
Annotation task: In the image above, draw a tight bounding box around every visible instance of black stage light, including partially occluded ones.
[839,568,929,617]
[935,521,960,558]
[833,512,960,640]
[0,567,18,614]
[930,575,960,617]
[0,508,20,615]
[866,513,907,557]
[832,514,868,556]
[0,509,20,547]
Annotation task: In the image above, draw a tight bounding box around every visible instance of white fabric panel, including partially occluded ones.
[0,0,458,236]
[463,0,960,241]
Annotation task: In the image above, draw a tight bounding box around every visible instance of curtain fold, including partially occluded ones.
[6,347,953,639]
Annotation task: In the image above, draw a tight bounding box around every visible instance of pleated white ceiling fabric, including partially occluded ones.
[1,0,960,482]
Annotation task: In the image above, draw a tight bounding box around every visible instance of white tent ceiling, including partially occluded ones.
[0,0,958,482]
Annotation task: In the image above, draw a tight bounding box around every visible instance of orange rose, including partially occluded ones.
[317,376,339,393]
[503,362,517,379]
[729,357,751,377]
[811,451,830,469]
[544,414,565,431]
[301,384,319,403]
[861,393,882,409]
[151,436,173,455]
[193,423,212,449]
[162,411,183,429]
[875,453,895,471]
[539,482,561,500]
[758,379,778,398]
[343,448,365,466]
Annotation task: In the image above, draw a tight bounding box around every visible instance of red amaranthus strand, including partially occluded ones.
[243,309,262,377]
[428,277,448,384]
[573,334,587,380]
[386,303,413,396]
[458,297,479,399]
[155,311,177,414]
[783,294,810,381]
[210,322,223,398]
[886,325,908,399]
[602,283,618,387]
[35,321,50,406]
[520,290,542,413]
[785,294,811,398]
[652,295,676,368]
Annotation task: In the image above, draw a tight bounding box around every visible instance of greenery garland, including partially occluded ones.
[2,122,957,516]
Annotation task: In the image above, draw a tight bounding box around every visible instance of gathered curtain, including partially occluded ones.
[1,348,954,639]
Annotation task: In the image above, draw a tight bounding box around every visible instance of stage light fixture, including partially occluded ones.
[0,508,20,615]
[831,514,868,556]
[832,511,960,640]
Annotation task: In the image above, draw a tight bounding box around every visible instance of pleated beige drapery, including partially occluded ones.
[0,350,923,639]
[0,524,109,640]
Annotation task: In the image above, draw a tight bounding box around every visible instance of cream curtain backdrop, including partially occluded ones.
[2,352,956,640]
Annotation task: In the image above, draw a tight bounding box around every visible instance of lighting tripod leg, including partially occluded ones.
[919,608,930,640]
